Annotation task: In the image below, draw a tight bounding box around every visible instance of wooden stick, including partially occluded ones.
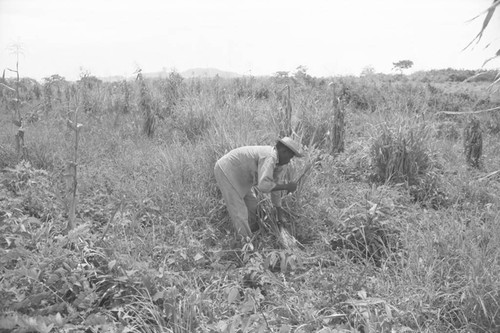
[0,82,15,91]
[436,105,500,115]
[477,169,500,181]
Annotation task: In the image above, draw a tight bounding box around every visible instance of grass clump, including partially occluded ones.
[368,119,448,208]
[370,120,432,186]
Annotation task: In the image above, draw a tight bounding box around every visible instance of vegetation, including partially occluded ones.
[392,60,414,75]
[1,68,500,333]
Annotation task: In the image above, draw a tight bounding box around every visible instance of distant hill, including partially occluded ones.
[97,68,242,81]
[179,68,241,79]
[98,75,127,82]
[141,70,171,79]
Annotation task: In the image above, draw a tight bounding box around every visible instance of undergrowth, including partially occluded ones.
[1,73,500,333]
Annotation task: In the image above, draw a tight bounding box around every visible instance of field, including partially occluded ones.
[1,69,500,333]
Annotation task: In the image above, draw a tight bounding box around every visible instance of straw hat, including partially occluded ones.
[277,137,303,157]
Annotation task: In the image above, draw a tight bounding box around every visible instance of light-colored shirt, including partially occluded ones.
[216,146,286,206]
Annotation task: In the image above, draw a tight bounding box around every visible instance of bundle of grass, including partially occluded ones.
[463,116,483,169]
[256,194,303,252]
[254,152,321,251]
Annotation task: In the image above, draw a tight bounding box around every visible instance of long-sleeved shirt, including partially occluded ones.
[216,146,286,206]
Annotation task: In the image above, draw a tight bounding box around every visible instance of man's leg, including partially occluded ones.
[244,189,259,233]
[214,164,252,238]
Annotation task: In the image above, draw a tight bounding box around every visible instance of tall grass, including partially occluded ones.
[1,72,500,332]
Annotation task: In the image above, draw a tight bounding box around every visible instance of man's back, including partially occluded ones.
[216,146,282,198]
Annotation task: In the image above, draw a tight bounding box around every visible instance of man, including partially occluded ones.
[214,137,303,240]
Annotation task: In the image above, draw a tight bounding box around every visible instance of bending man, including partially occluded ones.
[214,137,303,240]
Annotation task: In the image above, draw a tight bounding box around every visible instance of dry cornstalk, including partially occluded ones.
[65,109,83,231]
[257,196,303,252]
[4,47,27,160]
[329,86,345,154]
[279,85,293,137]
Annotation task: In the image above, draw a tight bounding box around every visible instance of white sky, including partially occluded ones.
[1,0,499,81]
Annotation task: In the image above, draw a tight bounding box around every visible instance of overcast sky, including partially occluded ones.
[0,0,499,81]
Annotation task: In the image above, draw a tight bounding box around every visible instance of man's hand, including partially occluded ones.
[271,182,298,193]
[285,182,298,194]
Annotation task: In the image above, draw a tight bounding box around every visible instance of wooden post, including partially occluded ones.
[15,126,27,160]
[463,116,483,169]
